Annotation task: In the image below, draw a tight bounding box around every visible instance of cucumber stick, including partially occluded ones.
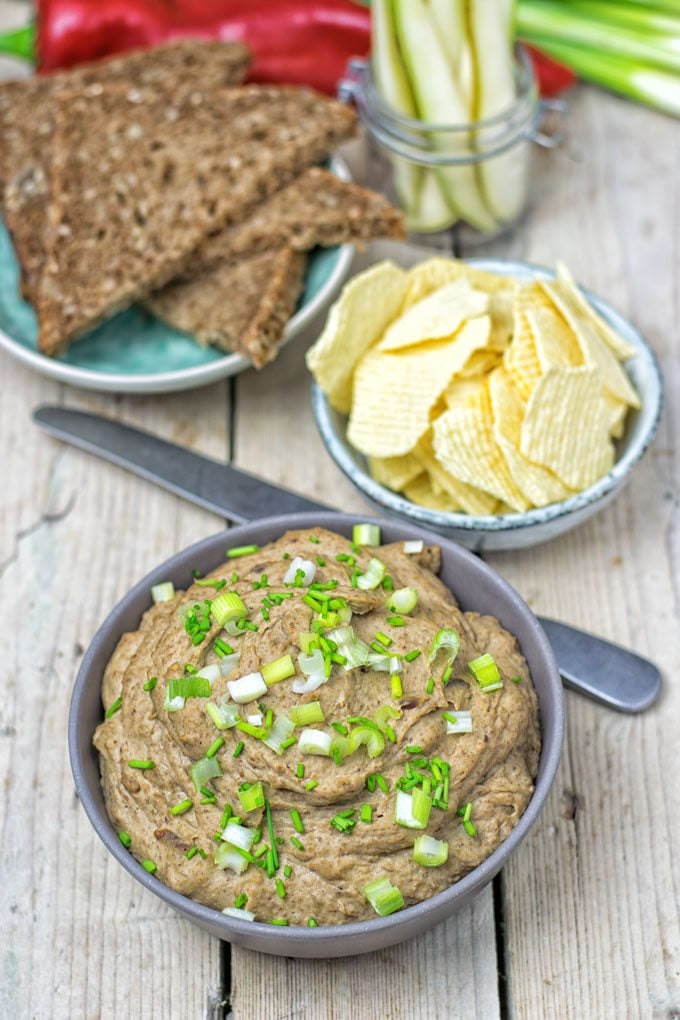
[428,0,476,114]
[392,0,496,233]
[469,0,525,224]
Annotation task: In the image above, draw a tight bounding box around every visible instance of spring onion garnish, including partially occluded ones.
[293,648,328,694]
[215,844,250,875]
[284,865,293,880]
[386,587,419,615]
[190,755,222,791]
[275,879,287,899]
[228,671,267,704]
[166,675,212,705]
[428,629,461,669]
[270,919,289,926]
[237,782,265,813]
[264,799,279,869]
[394,788,432,829]
[286,809,304,836]
[511,675,522,684]
[360,804,373,824]
[327,626,371,669]
[284,556,316,587]
[185,846,199,860]
[223,906,256,922]
[210,592,248,628]
[468,653,503,692]
[118,831,132,848]
[349,726,385,759]
[105,695,123,719]
[296,763,305,779]
[262,714,296,755]
[304,779,319,791]
[128,759,154,770]
[221,820,257,852]
[375,631,392,648]
[458,801,477,837]
[382,575,394,592]
[170,798,194,816]
[391,674,403,699]
[413,834,449,867]
[357,558,387,591]
[386,616,405,628]
[206,737,225,759]
[444,710,473,734]
[206,700,240,731]
[234,893,248,909]
[297,728,332,756]
[330,808,357,834]
[335,552,355,565]
[233,741,244,758]
[288,702,325,727]
[363,877,405,916]
[151,581,175,604]
[352,522,382,547]
[142,859,157,875]
[260,654,295,687]
[195,578,227,592]
[404,649,421,663]
[374,706,402,736]
[403,540,424,555]
[227,545,260,558]
[214,638,234,658]
[179,599,214,646]
[143,676,158,693]
[307,918,318,927]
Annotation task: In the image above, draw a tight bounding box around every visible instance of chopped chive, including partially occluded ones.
[270,918,288,926]
[426,676,435,695]
[332,722,348,736]
[375,631,392,647]
[302,594,323,612]
[360,804,373,823]
[335,553,355,565]
[261,607,270,620]
[227,545,260,558]
[386,615,405,627]
[295,763,305,779]
[141,859,157,875]
[128,759,154,770]
[284,864,292,878]
[309,536,320,544]
[406,745,423,754]
[404,649,422,663]
[375,774,389,794]
[233,741,244,758]
[214,638,234,658]
[442,665,453,685]
[511,675,522,683]
[366,775,376,792]
[390,674,403,699]
[197,848,207,859]
[316,556,326,567]
[170,798,194,816]
[234,893,248,909]
[290,809,305,833]
[231,571,239,583]
[382,575,394,592]
[442,712,458,725]
[143,676,158,692]
[206,737,224,759]
[105,695,122,719]
[185,846,198,860]
[304,780,319,791]
[118,831,132,849]
[290,836,305,851]
[253,845,267,860]
[280,737,296,750]
[464,820,477,837]
[275,879,286,899]
[307,918,318,927]
[265,800,279,870]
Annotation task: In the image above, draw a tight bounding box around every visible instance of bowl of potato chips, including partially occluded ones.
[308,255,663,551]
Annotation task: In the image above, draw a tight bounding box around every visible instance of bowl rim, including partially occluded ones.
[311,258,664,534]
[69,511,564,947]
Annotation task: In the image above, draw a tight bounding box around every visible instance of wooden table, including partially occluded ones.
[1,5,679,1016]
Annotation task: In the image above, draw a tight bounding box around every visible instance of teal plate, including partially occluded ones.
[0,220,353,393]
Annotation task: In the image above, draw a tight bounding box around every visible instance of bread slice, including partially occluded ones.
[176,167,405,276]
[30,84,355,355]
[0,39,251,298]
[145,248,307,368]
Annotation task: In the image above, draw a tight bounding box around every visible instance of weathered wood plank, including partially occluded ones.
[483,86,680,1019]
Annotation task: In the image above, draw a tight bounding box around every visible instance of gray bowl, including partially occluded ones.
[311,259,664,551]
[69,512,563,957]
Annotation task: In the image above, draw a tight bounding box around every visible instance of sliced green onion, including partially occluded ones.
[394,788,431,829]
[357,558,387,590]
[444,710,473,734]
[261,654,295,687]
[238,782,265,812]
[185,846,198,860]
[141,859,157,875]
[105,695,122,719]
[348,725,385,759]
[360,803,373,824]
[298,728,332,756]
[204,737,224,759]
[270,918,289,926]
[298,632,317,654]
[290,836,305,851]
[304,779,319,791]
[363,876,404,916]
[170,798,194,816]
[290,809,305,833]
[143,676,158,692]
[386,615,405,627]
[511,675,522,684]
[386,587,419,615]
[222,906,255,921]
[391,674,403,699]
[327,626,371,669]
[262,713,296,755]
[166,675,211,703]
[222,820,257,851]
[233,741,244,758]
[211,592,248,627]
[288,701,325,727]
[206,699,240,730]
[284,556,316,586]
[295,763,305,779]
[413,834,449,867]
[404,649,421,663]
[352,522,381,546]
[468,653,503,691]
[151,581,175,604]
[375,705,401,733]
[190,755,222,791]
[403,540,424,554]
[118,831,132,849]
[428,628,461,667]
[228,671,267,704]
[215,843,250,874]
[128,759,154,770]
[275,879,286,898]
[227,545,260,559]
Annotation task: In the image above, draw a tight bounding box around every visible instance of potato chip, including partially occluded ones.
[520,367,614,490]
[444,376,487,410]
[414,435,499,515]
[503,286,543,399]
[459,349,501,377]
[432,390,530,511]
[306,261,407,413]
[528,306,582,371]
[403,474,461,513]
[368,453,422,491]
[377,279,488,351]
[488,367,573,506]
[556,262,636,360]
[540,279,640,408]
[348,335,477,457]
[603,393,628,439]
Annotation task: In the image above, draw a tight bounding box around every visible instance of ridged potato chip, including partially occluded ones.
[540,279,640,408]
[368,453,422,491]
[528,306,582,371]
[504,286,543,399]
[306,261,407,413]
[444,376,487,411]
[348,335,479,457]
[403,474,461,512]
[520,367,614,489]
[432,388,530,511]
[377,279,488,351]
[556,262,636,360]
[603,394,628,438]
[459,349,502,377]
[414,435,499,515]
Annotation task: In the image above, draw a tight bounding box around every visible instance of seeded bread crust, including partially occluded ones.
[0,39,251,298]
[31,84,355,355]
[145,248,307,368]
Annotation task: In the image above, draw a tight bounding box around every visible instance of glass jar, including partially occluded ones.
[338,47,566,246]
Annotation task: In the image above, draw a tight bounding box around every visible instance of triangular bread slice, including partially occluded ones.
[31,83,355,355]
[0,39,251,298]
[145,249,307,368]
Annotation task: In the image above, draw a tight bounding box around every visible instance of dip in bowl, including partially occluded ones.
[70,513,563,957]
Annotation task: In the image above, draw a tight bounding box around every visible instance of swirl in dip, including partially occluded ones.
[94,527,540,927]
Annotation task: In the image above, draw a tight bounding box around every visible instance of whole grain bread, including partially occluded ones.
[145,248,307,368]
[0,39,251,298]
[175,167,405,276]
[31,84,355,355]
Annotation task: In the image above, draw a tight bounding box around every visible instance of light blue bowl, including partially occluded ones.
[312,258,664,551]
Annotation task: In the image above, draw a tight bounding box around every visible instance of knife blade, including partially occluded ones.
[33,405,330,522]
[33,405,661,713]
